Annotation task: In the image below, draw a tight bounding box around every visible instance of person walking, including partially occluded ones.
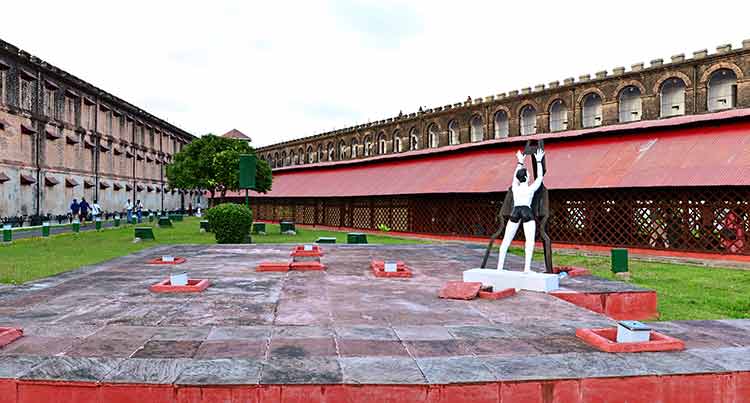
[70,199,80,222]
[91,199,102,221]
[136,200,143,223]
[79,198,90,224]
[124,199,133,224]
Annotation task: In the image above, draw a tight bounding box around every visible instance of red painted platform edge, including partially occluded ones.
[550,290,659,321]
[576,327,685,353]
[552,266,591,277]
[146,257,187,265]
[5,372,750,403]
[371,260,413,278]
[0,327,23,348]
[256,262,291,272]
[257,220,750,264]
[479,287,516,300]
[438,281,482,300]
[149,278,211,293]
[290,261,327,271]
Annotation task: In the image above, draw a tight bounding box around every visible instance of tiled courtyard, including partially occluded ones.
[0,244,749,387]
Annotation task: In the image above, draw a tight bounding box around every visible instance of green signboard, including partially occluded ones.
[239,154,257,190]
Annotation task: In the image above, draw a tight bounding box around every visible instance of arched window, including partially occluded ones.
[660,78,686,117]
[393,130,402,152]
[326,143,335,161]
[290,151,296,165]
[273,152,279,168]
[582,93,602,128]
[448,120,460,145]
[297,147,303,164]
[364,136,372,157]
[470,115,484,142]
[708,69,737,111]
[428,124,439,148]
[351,138,359,158]
[316,144,323,162]
[339,140,347,160]
[280,151,287,167]
[409,128,419,151]
[493,111,509,138]
[549,100,568,132]
[618,86,642,123]
[377,132,387,154]
[520,105,537,135]
[306,146,314,163]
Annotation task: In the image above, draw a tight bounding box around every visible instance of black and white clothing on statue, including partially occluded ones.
[497,150,545,272]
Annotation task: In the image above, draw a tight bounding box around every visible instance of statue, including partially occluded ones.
[495,148,545,272]
[480,140,554,273]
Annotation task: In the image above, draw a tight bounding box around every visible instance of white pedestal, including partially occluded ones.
[463,268,559,292]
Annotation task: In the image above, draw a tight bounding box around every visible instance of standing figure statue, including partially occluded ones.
[496,148,545,272]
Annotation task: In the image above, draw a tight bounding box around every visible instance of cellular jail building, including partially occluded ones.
[0,38,199,221]
[241,41,750,258]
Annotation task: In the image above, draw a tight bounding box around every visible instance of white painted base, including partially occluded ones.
[463,269,559,292]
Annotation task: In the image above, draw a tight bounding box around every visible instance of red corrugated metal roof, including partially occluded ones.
[237,113,750,198]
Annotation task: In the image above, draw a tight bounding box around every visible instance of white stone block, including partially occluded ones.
[616,321,651,343]
[384,262,398,272]
[462,269,559,292]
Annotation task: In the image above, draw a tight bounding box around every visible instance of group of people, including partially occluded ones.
[123,199,145,223]
[69,198,101,224]
[69,198,144,224]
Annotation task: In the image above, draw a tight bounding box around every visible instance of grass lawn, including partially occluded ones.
[0,217,425,285]
[510,247,750,321]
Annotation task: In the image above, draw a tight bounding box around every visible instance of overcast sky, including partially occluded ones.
[2,1,749,147]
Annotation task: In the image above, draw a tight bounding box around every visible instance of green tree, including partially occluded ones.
[166,135,272,200]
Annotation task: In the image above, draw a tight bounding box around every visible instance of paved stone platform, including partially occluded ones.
[0,244,748,390]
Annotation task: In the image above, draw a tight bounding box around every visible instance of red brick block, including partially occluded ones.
[478,287,516,300]
[177,386,260,403]
[545,379,580,403]
[438,281,482,300]
[500,381,542,403]
[290,245,323,258]
[604,292,659,321]
[147,257,187,265]
[437,383,499,403]
[371,260,413,278]
[149,278,211,293]
[0,327,23,348]
[575,327,684,353]
[662,374,734,403]
[581,376,660,403]
[18,381,99,403]
[0,379,17,403]
[280,385,324,403]
[256,262,291,272]
[99,384,177,403]
[290,261,327,271]
[734,372,750,403]
[343,385,429,403]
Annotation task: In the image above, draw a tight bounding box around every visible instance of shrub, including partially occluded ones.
[377,224,391,232]
[205,203,253,244]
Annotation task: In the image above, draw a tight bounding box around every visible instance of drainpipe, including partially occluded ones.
[160,133,164,211]
[94,97,99,202]
[34,69,42,217]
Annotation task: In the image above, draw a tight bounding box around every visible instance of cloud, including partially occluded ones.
[329,0,422,48]
[1,0,749,148]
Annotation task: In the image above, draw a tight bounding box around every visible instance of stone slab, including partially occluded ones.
[464,269,559,292]
[175,358,262,385]
[438,281,482,300]
[339,357,426,384]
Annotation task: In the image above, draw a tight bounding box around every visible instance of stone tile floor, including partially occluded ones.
[0,244,748,385]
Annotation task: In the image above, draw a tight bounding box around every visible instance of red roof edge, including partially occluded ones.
[271,107,750,174]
